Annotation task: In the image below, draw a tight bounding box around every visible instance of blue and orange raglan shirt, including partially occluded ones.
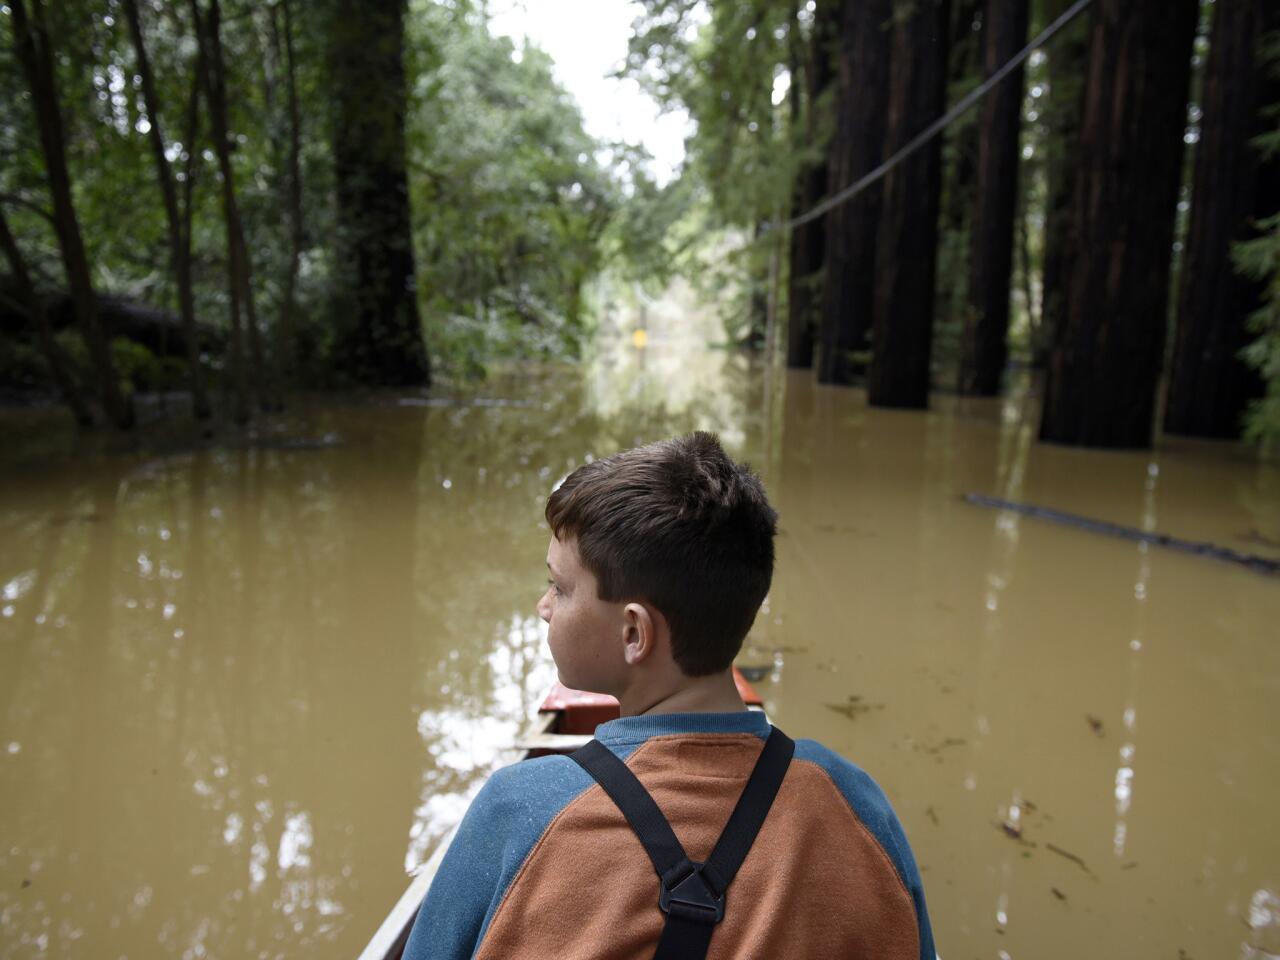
[403,711,935,960]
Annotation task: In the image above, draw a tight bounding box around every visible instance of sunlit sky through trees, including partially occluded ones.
[487,0,695,184]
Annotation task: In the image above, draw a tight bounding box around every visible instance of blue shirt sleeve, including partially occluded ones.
[401,755,595,960]
[794,739,937,960]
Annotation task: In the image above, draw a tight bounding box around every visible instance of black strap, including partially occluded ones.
[571,726,795,960]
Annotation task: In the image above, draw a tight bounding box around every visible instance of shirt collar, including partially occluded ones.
[593,710,770,745]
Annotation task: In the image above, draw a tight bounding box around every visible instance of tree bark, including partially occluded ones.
[1164,0,1280,438]
[10,0,132,428]
[938,0,983,346]
[329,0,431,386]
[192,0,267,422]
[274,0,305,382]
[868,0,951,408]
[817,0,893,385]
[0,206,93,425]
[785,0,837,369]
[958,0,1029,396]
[123,0,211,421]
[1039,0,1199,448]
[1039,0,1089,368]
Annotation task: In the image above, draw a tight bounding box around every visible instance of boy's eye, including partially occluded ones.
[547,578,563,597]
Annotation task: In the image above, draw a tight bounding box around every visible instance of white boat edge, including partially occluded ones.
[355,822,460,960]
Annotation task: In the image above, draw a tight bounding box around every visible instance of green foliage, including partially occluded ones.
[110,335,185,393]
[405,2,615,379]
[2,0,640,397]
[620,0,811,346]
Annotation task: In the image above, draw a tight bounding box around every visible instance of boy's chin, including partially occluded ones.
[557,669,607,696]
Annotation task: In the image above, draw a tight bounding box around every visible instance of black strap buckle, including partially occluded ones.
[659,861,724,924]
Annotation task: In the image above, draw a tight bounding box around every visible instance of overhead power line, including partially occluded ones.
[779,0,1094,233]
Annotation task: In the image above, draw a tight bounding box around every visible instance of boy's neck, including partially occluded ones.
[619,668,747,717]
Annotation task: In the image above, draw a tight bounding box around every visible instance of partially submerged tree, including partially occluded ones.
[958,0,1029,396]
[1039,0,1088,366]
[9,0,133,428]
[785,0,837,369]
[868,0,951,408]
[122,0,211,420]
[1165,0,1280,438]
[329,0,430,387]
[817,0,893,385]
[1040,0,1200,448]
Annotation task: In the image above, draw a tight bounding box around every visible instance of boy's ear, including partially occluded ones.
[621,601,663,666]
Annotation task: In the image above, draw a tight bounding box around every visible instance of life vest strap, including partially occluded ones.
[571,726,795,960]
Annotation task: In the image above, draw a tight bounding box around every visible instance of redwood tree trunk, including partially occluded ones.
[10,0,132,428]
[938,0,983,348]
[785,0,837,369]
[1039,0,1199,448]
[329,0,431,386]
[1164,0,1279,438]
[1040,0,1089,367]
[958,0,1029,396]
[123,0,211,420]
[868,0,951,408]
[818,0,893,385]
[192,0,253,423]
[277,0,305,381]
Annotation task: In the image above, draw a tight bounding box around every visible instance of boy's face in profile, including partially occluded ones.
[537,535,626,695]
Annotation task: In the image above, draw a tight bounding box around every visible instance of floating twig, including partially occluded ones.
[1046,842,1093,876]
[963,493,1280,577]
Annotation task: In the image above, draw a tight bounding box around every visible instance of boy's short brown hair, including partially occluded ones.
[544,431,778,676]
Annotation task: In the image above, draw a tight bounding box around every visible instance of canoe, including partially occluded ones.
[357,669,765,960]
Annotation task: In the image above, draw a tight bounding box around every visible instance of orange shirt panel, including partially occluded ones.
[474,734,921,960]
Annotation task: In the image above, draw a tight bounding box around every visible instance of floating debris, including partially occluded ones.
[1086,715,1105,737]
[1001,819,1023,840]
[1051,887,1067,901]
[926,806,940,826]
[1046,842,1093,876]
[21,878,31,889]
[825,694,884,721]
[963,492,1280,577]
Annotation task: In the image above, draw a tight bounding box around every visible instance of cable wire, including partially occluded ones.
[777,0,1093,233]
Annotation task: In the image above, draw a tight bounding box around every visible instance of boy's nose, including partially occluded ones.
[536,589,551,623]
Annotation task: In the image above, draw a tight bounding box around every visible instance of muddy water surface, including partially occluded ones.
[2,303,1278,959]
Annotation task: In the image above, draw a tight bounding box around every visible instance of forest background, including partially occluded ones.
[1,0,1278,453]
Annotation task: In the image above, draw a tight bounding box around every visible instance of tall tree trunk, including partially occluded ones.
[0,206,92,425]
[123,0,211,421]
[1164,0,1279,438]
[958,0,1029,396]
[1039,0,1089,368]
[10,0,132,428]
[818,0,894,385]
[1040,0,1199,448]
[192,0,265,422]
[785,0,837,369]
[868,0,951,408]
[938,0,983,354]
[272,0,305,383]
[329,0,431,386]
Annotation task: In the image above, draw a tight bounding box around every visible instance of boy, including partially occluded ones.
[403,432,935,959]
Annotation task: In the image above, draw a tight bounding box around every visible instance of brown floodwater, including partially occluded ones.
[2,293,1279,959]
